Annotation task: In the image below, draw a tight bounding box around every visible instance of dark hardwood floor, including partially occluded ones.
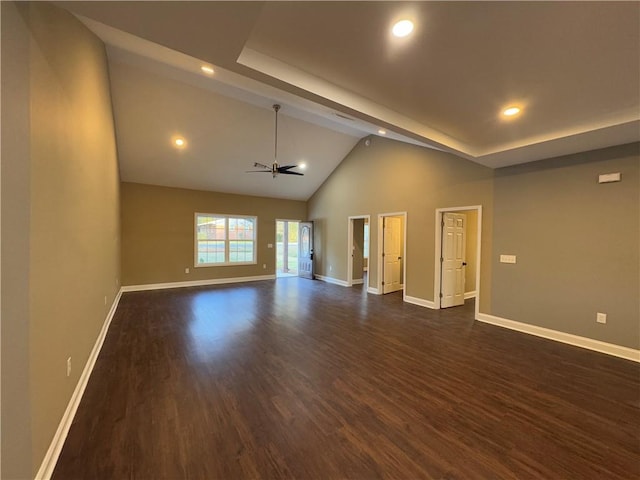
[53,278,640,479]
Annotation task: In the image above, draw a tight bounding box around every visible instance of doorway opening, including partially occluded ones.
[276,220,299,278]
[377,212,407,295]
[347,215,370,287]
[434,206,482,317]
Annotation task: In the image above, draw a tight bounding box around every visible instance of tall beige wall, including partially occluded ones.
[2,3,121,477]
[491,143,639,349]
[308,136,494,309]
[121,182,307,285]
[1,2,33,478]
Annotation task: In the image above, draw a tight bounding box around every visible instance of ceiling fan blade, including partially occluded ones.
[277,164,298,171]
[253,162,270,169]
[279,170,304,176]
[245,170,273,173]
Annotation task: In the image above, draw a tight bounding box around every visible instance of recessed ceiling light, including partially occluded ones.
[200,65,214,75]
[503,106,521,117]
[299,162,307,170]
[378,129,387,135]
[173,137,186,148]
[392,20,414,38]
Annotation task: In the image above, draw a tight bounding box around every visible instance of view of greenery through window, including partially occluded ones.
[276,220,299,275]
[196,214,256,266]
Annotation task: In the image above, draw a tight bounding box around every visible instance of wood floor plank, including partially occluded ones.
[53,278,640,479]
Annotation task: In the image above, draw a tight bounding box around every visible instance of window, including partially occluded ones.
[195,213,256,266]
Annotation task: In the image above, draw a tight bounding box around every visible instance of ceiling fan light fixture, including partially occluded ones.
[200,65,214,75]
[378,129,387,135]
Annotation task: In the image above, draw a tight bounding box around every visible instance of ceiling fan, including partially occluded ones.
[246,104,304,178]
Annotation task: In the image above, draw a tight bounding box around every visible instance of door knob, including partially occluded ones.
[462,262,467,266]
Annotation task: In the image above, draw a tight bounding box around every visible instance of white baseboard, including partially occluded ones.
[464,290,477,299]
[352,278,364,285]
[315,274,350,287]
[35,289,123,480]
[404,295,436,309]
[367,287,380,294]
[476,313,640,363]
[121,274,276,292]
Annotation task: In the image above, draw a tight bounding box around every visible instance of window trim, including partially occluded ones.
[194,212,258,267]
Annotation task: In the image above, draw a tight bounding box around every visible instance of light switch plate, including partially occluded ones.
[596,312,607,324]
[500,254,517,264]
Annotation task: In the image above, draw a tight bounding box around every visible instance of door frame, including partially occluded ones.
[346,215,370,287]
[377,212,407,295]
[434,205,482,316]
[275,218,301,276]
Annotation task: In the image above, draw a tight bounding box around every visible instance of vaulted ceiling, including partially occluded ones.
[57,1,640,200]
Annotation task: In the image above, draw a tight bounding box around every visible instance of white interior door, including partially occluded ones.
[298,221,314,279]
[383,216,402,294]
[441,212,466,308]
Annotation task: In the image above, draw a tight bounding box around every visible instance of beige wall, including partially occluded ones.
[121,182,307,285]
[492,143,639,349]
[308,136,494,308]
[2,3,121,477]
[1,2,33,478]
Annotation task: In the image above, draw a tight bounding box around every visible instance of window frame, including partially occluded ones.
[194,212,258,267]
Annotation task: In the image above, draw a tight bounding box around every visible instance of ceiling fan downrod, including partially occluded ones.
[245,103,304,178]
[273,104,280,167]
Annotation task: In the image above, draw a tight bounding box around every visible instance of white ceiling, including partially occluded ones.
[57,1,640,200]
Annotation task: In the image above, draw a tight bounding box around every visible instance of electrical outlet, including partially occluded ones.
[329,265,332,271]
[596,312,607,324]
[66,357,72,377]
[262,264,266,269]
[115,277,119,287]
[185,267,190,274]
[104,295,107,305]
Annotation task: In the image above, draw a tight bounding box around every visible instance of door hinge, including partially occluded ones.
[382,281,385,286]
[440,257,444,263]
[382,252,385,257]
[439,293,443,298]
[441,220,445,227]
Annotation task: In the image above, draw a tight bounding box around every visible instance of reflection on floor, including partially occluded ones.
[276,270,297,278]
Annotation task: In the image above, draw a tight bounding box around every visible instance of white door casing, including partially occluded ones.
[347,215,370,287]
[441,212,466,308]
[383,216,402,294]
